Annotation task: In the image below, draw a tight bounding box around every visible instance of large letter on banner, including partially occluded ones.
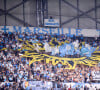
[96,29,100,37]
[13,26,22,33]
[76,29,82,36]
[34,27,40,34]
[42,28,48,34]
[24,27,31,34]
[61,28,63,34]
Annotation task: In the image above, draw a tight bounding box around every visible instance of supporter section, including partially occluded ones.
[0,31,100,89]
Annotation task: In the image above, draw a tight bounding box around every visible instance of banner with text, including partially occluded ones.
[0,26,100,37]
[44,19,59,27]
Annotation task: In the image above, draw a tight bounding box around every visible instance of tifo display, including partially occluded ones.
[0,29,100,89]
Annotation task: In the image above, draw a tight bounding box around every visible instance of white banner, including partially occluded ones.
[22,81,100,89]
[0,26,100,37]
[92,71,100,81]
[44,19,59,27]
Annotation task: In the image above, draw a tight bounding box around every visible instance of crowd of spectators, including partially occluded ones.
[30,61,100,83]
[0,31,100,89]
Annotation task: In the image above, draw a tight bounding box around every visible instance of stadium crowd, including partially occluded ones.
[0,31,100,89]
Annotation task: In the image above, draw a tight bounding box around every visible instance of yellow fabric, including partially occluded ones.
[20,40,100,69]
[0,48,7,51]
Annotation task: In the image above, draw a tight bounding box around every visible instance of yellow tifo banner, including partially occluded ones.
[20,51,100,69]
[19,39,100,69]
[0,48,7,51]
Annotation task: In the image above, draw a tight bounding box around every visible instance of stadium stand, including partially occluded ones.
[0,31,100,89]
